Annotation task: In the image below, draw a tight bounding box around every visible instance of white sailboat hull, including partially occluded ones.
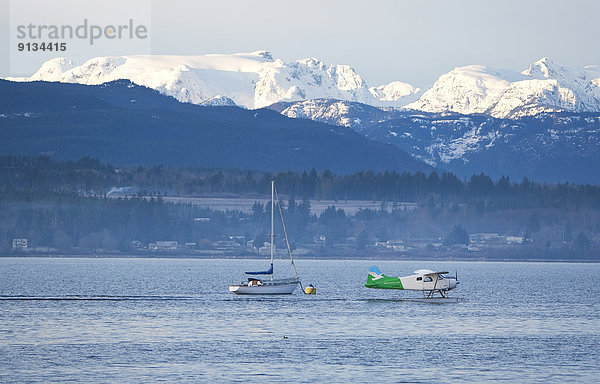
[229,279,299,295]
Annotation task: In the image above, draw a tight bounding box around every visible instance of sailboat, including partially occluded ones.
[228,180,301,295]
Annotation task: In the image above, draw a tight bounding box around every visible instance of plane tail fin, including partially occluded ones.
[365,265,404,290]
[366,265,385,285]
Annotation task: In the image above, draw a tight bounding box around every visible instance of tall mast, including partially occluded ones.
[270,180,274,280]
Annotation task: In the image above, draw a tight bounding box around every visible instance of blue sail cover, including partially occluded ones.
[245,263,273,275]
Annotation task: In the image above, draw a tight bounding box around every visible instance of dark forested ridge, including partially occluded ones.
[1,156,598,260]
[0,79,428,174]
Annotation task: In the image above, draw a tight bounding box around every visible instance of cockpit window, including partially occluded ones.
[423,276,433,282]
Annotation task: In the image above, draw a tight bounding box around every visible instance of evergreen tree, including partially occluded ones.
[574,232,591,252]
[356,230,369,250]
[444,225,470,246]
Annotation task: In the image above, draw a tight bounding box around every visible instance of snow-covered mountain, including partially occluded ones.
[364,111,600,183]
[405,58,600,118]
[8,51,419,109]
[11,53,599,118]
[5,54,600,182]
[199,95,237,107]
[266,98,600,183]
[268,99,405,132]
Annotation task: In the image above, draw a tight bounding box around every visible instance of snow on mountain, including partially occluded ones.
[366,111,600,183]
[405,58,600,118]
[369,81,421,104]
[28,57,76,79]
[269,98,405,131]
[10,51,418,109]
[404,65,519,115]
[19,52,270,107]
[9,53,600,118]
[277,99,357,128]
[513,57,600,115]
[199,95,238,107]
[253,57,373,108]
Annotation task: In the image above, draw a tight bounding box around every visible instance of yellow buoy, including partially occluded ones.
[304,284,316,295]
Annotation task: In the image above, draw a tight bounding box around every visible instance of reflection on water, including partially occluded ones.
[1,258,599,383]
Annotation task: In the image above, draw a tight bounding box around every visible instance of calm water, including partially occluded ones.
[1,258,599,383]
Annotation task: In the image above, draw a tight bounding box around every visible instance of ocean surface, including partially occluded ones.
[1,257,599,383]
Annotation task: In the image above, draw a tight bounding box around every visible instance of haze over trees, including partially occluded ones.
[0,156,598,260]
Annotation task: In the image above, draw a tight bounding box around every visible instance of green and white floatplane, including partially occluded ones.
[365,266,459,299]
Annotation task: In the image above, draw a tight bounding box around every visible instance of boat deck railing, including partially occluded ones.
[231,277,299,286]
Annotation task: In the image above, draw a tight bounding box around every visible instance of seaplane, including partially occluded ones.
[364,266,459,299]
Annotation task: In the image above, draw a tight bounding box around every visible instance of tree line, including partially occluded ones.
[2,155,600,210]
[0,155,598,259]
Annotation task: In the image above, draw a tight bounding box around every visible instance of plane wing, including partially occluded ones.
[413,269,449,276]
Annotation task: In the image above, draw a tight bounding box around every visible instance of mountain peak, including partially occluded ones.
[297,57,326,70]
[405,58,600,118]
[200,94,238,107]
[522,57,559,78]
[404,64,514,115]
[251,50,274,61]
[30,57,75,80]
[369,81,420,102]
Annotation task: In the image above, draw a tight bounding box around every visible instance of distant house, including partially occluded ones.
[470,233,500,244]
[470,233,525,247]
[374,240,405,251]
[149,241,179,250]
[259,242,275,255]
[214,240,242,250]
[228,235,246,246]
[505,236,524,244]
[12,238,28,250]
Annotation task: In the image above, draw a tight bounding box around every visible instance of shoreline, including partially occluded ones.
[1,253,598,263]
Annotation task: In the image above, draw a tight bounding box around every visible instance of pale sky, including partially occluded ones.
[1,0,599,88]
